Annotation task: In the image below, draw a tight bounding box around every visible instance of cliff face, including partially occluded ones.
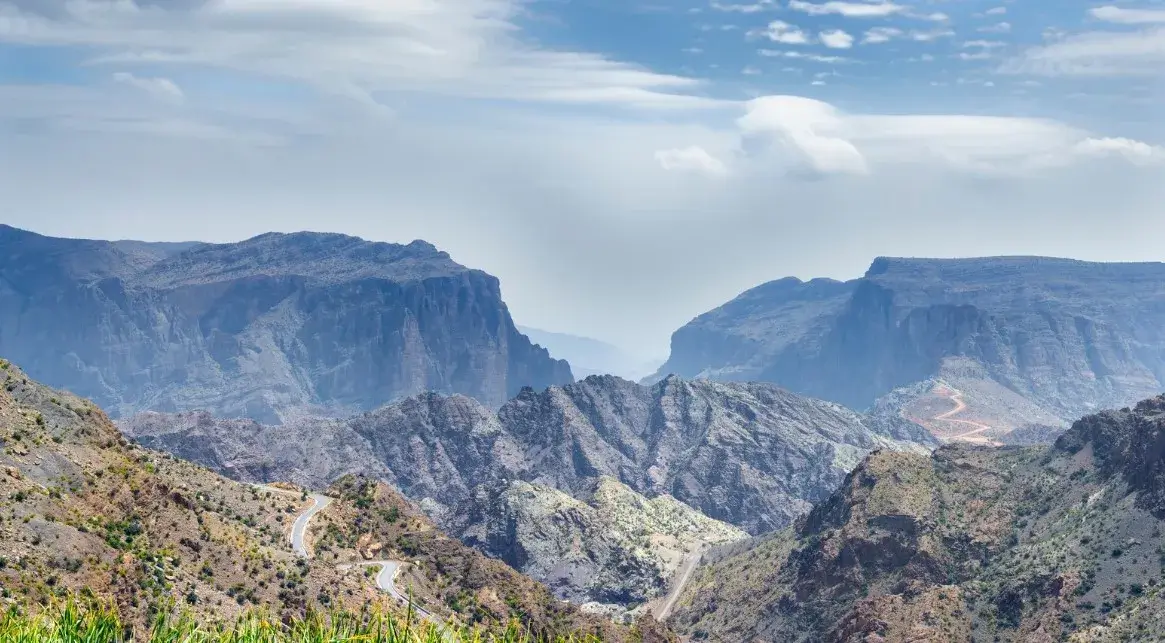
[654,257,1165,437]
[671,395,1165,643]
[0,225,572,421]
[121,374,935,607]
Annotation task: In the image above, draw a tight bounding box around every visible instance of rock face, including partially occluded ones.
[652,256,1165,437]
[453,478,746,609]
[492,375,935,535]
[670,395,1165,642]
[120,374,935,607]
[0,225,572,422]
[0,360,640,641]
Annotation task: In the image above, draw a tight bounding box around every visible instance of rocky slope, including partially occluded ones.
[670,395,1165,642]
[652,257,1165,440]
[0,358,656,640]
[452,477,746,615]
[0,225,571,423]
[122,374,935,607]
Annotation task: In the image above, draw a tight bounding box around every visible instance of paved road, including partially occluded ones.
[360,561,435,619]
[253,485,332,557]
[260,484,445,633]
[655,549,703,621]
[291,494,333,558]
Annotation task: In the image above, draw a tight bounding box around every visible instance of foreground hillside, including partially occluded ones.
[122,374,934,611]
[0,225,571,422]
[670,395,1165,642]
[652,256,1165,442]
[0,359,658,641]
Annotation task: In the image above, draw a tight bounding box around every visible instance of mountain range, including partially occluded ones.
[0,360,654,639]
[0,225,571,423]
[10,224,1165,639]
[119,374,936,612]
[653,256,1165,443]
[669,393,1165,642]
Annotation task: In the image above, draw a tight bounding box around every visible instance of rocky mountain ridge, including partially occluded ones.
[120,374,937,608]
[670,394,1165,642]
[0,225,572,422]
[653,256,1165,441]
[0,358,647,639]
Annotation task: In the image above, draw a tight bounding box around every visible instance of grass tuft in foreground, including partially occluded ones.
[0,600,605,643]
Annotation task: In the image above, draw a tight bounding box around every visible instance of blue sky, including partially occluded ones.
[518,0,1162,131]
[0,0,1163,355]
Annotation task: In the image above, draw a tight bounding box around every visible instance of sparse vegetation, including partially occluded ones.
[0,361,651,642]
[0,600,606,642]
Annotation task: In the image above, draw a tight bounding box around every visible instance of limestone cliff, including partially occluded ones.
[653,256,1165,438]
[0,225,572,421]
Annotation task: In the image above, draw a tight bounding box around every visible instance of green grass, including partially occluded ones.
[0,600,604,643]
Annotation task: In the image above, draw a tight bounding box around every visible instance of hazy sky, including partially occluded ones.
[1,0,1163,358]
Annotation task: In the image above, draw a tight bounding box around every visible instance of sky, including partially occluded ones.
[1,0,1163,359]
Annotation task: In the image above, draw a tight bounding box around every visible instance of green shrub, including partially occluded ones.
[0,598,603,642]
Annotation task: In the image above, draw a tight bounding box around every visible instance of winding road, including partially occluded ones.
[254,484,440,626]
[931,388,994,442]
[291,494,333,557]
[902,384,997,445]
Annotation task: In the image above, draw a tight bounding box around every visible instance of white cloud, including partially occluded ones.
[1075,137,1162,164]
[759,49,853,63]
[819,29,854,49]
[979,22,1012,33]
[2,78,1162,353]
[862,27,903,44]
[757,20,811,44]
[734,95,1164,175]
[964,40,1006,49]
[911,28,955,42]
[0,0,719,110]
[112,72,184,103]
[985,7,1007,16]
[710,0,776,13]
[1089,6,1165,25]
[655,146,729,175]
[738,97,868,173]
[1003,27,1165,76]
[788,0,904,18]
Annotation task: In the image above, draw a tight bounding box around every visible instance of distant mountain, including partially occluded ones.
[0,225,572,422]
[671,395,1165,642]
[652,256,1165,441]
[0,359,642,639]
[120,374,935,610]
[518,325,663,380]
